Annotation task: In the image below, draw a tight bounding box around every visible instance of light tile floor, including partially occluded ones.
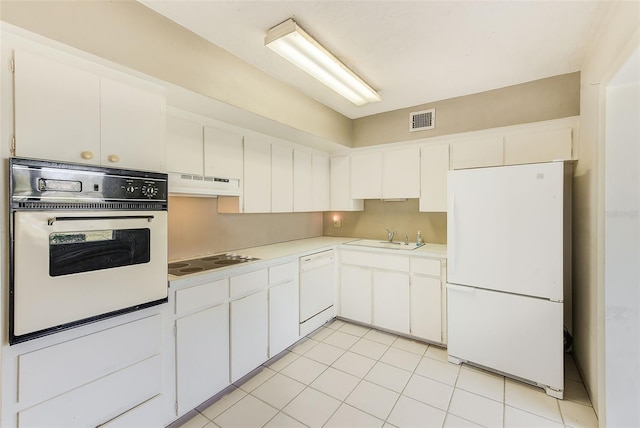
[173,319,598,428]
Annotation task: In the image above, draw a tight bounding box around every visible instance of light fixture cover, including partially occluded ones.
[265,19,381,106]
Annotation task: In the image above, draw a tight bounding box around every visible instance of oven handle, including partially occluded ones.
[47,215,155,226]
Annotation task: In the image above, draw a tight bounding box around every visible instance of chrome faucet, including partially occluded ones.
[404,235,409,245]
[386,229,396,242]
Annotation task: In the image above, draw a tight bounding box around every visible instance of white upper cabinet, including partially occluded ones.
[166,115,203,175]
[350,152,382,199]
[243,136,271,213]
[271,143,294,213]
[450,136,504,170]
[503,128,572,165]
[204,126,244,180]
[312,154,330,211]
[330,156,364,211]
[420,144,449,212]
[100,78,165,172]
[166,114,243,180]
[14,50,101,165]
[13,50,166,171]
[293,150,313,212]
[451,127,572,170]
[350,147,420,199]
[382,147,421,198]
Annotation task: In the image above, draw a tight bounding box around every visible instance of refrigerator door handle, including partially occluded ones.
[446,283,475,293]
[449,193,456,274]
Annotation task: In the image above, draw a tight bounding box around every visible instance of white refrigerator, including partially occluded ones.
[446,161,571,399]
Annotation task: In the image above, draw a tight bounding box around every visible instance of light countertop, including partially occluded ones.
[168,236,446,285]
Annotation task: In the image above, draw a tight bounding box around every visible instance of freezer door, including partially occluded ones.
[447,284,564,391]
[448,162,565,300]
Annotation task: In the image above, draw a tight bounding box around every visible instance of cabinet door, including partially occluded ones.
[230,290,269,382]
[14,50,101,164]
[450,137,503,169]
[330,156,364,211]
[204,126,244,180]
[340,265,371,324]
[410,275,441,342]
[176,304,230,415]
[293,150,313,212]
[420,144,449,212]
[504,128,572,165]
[271,144,294,213]
[269,280,299,357]
[382,147,420,198]
[372,270,410,334]
[312,154,330,211]
[243,137,271,213]
[350,152,382,199]
[166,115,203,175]
[100,78,165,172]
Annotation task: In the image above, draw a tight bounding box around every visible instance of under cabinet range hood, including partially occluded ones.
[168,172,241,197]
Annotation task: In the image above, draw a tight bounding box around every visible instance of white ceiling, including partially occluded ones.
[140,1,610,120]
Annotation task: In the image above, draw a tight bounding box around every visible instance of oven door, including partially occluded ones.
[11,211,168,342]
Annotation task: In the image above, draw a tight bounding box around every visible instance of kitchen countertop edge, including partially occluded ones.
[168,236,446,288]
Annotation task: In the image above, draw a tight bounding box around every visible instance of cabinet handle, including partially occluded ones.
[80,151,94,160]
[107,154,120,163]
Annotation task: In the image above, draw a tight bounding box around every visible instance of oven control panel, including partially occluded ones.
[10,157,168,209]
[118,178,164,200]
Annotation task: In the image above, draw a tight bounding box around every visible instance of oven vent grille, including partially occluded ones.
[409,108,435,132]
[15,201,167,210]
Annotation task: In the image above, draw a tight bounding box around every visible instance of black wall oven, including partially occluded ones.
[9,157,169,344]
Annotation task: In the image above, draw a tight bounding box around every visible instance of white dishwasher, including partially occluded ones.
[299,250,335,336]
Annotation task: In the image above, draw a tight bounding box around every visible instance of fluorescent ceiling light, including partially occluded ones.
[265,19,381,106]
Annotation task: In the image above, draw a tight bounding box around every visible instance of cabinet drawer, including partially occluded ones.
[18,354,162,428]
[230,269,268,299]
[341,250,409,272]
[18,315,161,406]
[269,261,297,285]
[100,394,165,428]
[411,258,441,276]
[175,278,228,315]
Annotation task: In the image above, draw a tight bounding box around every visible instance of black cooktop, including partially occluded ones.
[168,253,260,276]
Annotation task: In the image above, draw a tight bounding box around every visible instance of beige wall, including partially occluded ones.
[322,199,447,244]
[0,0,353,147]
[353,72,580,147]
[168,196,323,261]
[573,1,640,422]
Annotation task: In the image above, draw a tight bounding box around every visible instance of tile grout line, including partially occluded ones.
[442,359,464,427]
[379,342,428,427]
[325,322,404,425]
[185,321,594,428]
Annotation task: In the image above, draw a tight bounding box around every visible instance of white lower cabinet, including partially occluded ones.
[230,289,269,382]
[268,260,299,357]
[339,248,446,344]
[172,277,230,418]
[373,270,410,334]
[410,275,442,342]
[340,265,372,324]
[3,313,164,428]
[175,303,229,415]
[269,280,299,357]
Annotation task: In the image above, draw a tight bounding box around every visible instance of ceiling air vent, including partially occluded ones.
[409,108,435,132]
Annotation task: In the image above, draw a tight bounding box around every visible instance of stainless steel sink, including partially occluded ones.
[345,239,422,250]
